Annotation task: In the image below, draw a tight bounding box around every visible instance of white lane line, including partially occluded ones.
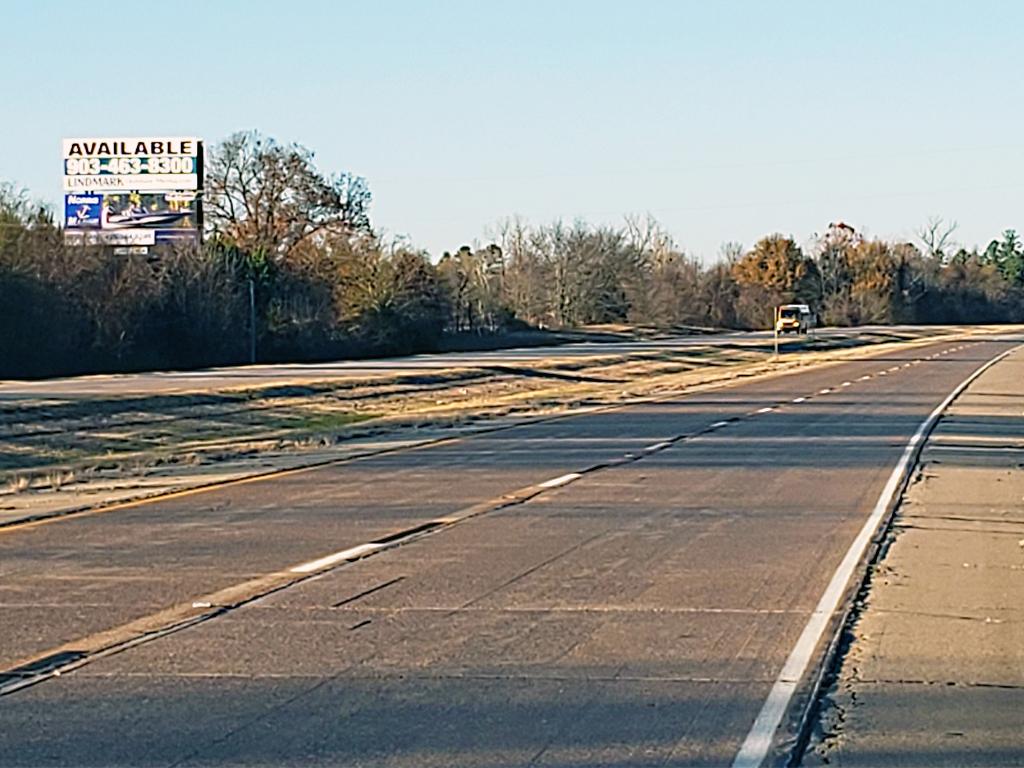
[841,381,852,387]
[818,388,831,394]
[889,366,900,372]
[644,441,673,452]
[858,375,871,381]
[878,371,888,376]
[537,472,582,489]
[756,407,774,414]
[731,343,1022,768]
[792,397,807,403]
[291,542,384,574]
[710,420,730,428]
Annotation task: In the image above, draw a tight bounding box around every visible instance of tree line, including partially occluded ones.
[2,131,1022,378]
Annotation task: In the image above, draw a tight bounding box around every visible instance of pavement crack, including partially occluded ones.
[900,513,1024,527]
[450,528,612,613]
[897,522,1024,535]
[853,678,1024,690]
[873,607,1014,623]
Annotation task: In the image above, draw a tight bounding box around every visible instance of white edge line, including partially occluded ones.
[731,343,1021,768]
[290,542,384,574]
[537,472,582,489]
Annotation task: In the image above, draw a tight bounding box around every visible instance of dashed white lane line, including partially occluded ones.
[858,375,871,381]
[537,472,583,489]
[878,371,888,376]
[291,542,384,574]
[841,381,852,387]
[818,388,832,394]
[710,420,730,428]
[644,441,673,452]
[792,397,807,403]
[756,407,774,414]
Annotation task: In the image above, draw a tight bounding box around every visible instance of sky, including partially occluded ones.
[2,0,1022,261]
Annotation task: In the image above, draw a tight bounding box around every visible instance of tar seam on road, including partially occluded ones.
[730,342,1023,768]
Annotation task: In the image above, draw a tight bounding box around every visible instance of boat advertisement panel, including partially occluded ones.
[63,190,200,246]
[62,137,202,248]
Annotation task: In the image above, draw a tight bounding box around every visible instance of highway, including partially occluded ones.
[0,326,951,399]
[0,335,1017,767]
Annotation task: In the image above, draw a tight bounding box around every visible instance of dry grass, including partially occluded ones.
[4,475,30,494]
[45,470,75,491]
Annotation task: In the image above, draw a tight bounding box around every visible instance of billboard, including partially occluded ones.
[63,137,202,248]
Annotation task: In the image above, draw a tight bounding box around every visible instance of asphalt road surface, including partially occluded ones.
[1,335,1018,767]
[0,326,946,399]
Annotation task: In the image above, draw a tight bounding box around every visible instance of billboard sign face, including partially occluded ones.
[62,137,200,192]
[63,137,202,247]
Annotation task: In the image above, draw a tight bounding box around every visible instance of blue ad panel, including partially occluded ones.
[64,194,103,229]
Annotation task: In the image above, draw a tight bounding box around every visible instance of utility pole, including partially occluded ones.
[248,278,256,364]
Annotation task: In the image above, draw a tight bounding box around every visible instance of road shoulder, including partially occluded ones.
[805,347,1024,766]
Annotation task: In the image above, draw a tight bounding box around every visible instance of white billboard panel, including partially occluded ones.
[62,137,200,193]
[64,229,157,246]
[64,174,199,192]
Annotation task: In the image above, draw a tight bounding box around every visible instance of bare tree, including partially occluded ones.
[917,216,958,263]
[205,131,372,261]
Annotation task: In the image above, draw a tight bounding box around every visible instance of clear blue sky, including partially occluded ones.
[2,0,1022,261]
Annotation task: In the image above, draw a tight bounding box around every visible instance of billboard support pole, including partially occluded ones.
[248,278,257,365]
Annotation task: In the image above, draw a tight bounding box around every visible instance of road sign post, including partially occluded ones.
[773,306,780,360]
[248,278,257,364]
